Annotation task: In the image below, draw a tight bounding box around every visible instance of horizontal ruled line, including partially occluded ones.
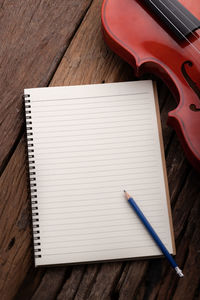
[34,156,157,166]
[33,154,156,164]
[42,232,162,244]
[41,227,166,238]
[33,139,154,149]
[36,173,159,184]
[33,143,156,153]
[37,175,159,187]
[33,117,152,129]
[33,134,155,147]
[41,223,166,235]
[31,121,153,135]
[30,111,152,122]
[31,107,150,117]
[38,197,161,207]
[33,149,155,161]
[39,214,163,226]
[36,159,157,171]
[31,99,151,112]
[39,207,163,217]
[31,164,158,178]
[34,156,156,167]
[32,132,154,142]
[36,191,161,200]
[30,105,152,119]
[37,181,160,192]
[43,233,167,250]
[31,94,150,105]
[31,134,154,145]
[31,115,153,129]
[43,244,164,256]
[39,213,163,224]
[37,192,161,202]
[30,92,150,103]
[34,161,158,172]
[31,123,154,135]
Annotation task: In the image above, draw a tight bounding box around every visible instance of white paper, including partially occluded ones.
[24,81,173,266]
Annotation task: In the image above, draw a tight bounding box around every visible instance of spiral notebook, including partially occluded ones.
[24,81,175,267]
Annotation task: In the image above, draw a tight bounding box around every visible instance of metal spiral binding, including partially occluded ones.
[24,93,41,259]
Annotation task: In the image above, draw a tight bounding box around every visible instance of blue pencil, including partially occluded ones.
[124,190,184,277]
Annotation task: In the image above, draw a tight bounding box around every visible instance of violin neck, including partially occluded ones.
[142,0,200,40]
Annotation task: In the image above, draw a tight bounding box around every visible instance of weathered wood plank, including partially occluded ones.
[30,268,67,300]
[116,261,148,300]
[173,200,200,300]
[0,136,33,300]
[57,265,98,300]
[156,170,200,300]
[1,0,199,299]
[79,263,123,300]
[50,1,134,88]
[14,268,45,300]
[0,0,93,172]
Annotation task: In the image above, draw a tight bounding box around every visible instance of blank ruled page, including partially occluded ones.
[24,81,174,266]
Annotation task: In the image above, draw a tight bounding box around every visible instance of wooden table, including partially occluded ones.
[1,1,200,299]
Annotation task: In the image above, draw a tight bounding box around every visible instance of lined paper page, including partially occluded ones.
[25,81,173,266]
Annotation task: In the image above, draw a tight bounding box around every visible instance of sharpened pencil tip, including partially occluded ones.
[124,190,131,200]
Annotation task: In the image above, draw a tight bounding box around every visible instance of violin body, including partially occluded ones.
[102,0,200,171]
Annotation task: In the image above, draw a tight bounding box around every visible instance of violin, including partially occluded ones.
[101,0,200,172]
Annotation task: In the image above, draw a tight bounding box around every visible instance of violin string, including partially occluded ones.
[166,0,199,39]
[161,0,200,42]
[149,0,200,52]
[153,0,200,54]
[148,0,200,56]
[160,0,200,43]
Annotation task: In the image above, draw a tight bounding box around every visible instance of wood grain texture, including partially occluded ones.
[50,0,135,87]
[0,136,33,300]
[0,0,93,173]
[1,0,200,299]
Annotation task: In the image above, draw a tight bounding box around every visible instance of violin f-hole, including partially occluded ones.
[181,61,200,111]
[189,104,200,111]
